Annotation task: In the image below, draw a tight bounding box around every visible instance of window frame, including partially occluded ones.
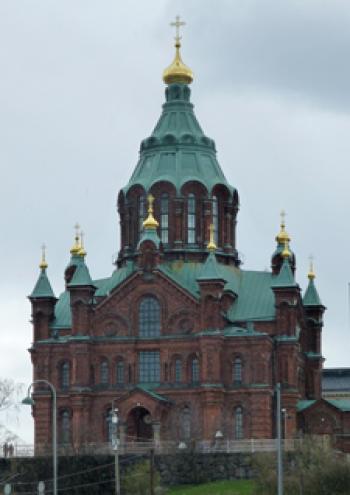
[139,296,161,337]
[187,194,196,244]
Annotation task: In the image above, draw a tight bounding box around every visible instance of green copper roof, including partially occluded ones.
[271,258,297,289]
[124,83,234,196]
[30,268,55,299]
[197,252,226,282]
[303,278,322,307]
[67,261,94,288]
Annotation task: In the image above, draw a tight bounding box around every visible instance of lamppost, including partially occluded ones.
[111,405,120,495]
[276,383,283,495]
[22,380,57,495]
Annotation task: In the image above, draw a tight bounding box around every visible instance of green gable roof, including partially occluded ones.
[297,399,350,413]
[271,258,297,289]
[30,269,55,299]
[303,278,322,307]
[67,261,94,288]
[124,83,234,196]
[197,252,226,282]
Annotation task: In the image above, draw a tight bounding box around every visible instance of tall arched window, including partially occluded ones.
[180,406,191,440]
[138,195,145,239]
[191,358,199,383]
[100,360,109,385]
[160,193,169,244]
[139,296,161,337]
[60,410,71,444]
[60,362,70,389]
[212,195,219,245]
[235,407,243,439]
[233,357,242,384]
[175,359,182,383]
[116,361,124,385]
[187,194,196,244]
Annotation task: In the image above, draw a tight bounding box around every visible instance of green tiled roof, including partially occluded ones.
[303,278,322,307]
[30,269,55,299]
[271,258,297,289]
[67,261,94,287]
[124,84,234,196]
[136,385,171,403]
[51,259,281,330]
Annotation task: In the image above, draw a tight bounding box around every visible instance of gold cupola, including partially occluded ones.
[163,16,193,85]
[276,210,290,245]
[143,194,159,229]
[308,256,316,280]
[39,243,48,270]
[70,223,81,255]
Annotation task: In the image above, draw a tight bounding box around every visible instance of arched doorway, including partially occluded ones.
[127,407,153,441]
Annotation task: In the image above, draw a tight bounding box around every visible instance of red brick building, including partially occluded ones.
[29,38,330,451]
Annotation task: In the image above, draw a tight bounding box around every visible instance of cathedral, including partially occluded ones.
[29,22,331,452]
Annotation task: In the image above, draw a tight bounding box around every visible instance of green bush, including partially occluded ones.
[253,436,350,495]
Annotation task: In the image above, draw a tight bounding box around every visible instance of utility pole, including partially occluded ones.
[276,383,283,495]
[112,407,120,495]
[150,448,155,495]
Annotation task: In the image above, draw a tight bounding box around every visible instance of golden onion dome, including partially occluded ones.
[39,244,48,270]
[163,41,193,85]
[281,240,291,259]
[207,224,217,252]
[308,257,316,280]
[143,194,159,229]
[276,210,291,245]
[70,223,81,255]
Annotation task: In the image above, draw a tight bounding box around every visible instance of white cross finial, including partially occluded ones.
[170,15,186,43]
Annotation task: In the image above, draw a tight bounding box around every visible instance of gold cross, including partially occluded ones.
[170,15,185,43]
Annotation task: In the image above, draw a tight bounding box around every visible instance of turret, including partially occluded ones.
[137,194,162,273]
[271,211,296,275]
[197,225,227,330]
[29,245,57,341]
[66,228,96,336]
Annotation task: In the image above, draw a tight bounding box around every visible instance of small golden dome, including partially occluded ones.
[281,240,291,259]
[70,223,81,255]
[207,224,217,252]
[39,244,48,270]
[276,210,291,245]
[163,16,193,85]
[308,257,316,280]
[143,194,159,229]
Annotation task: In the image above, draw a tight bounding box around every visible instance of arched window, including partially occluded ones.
[116,361,124,385]
[234,407,243,439]
[60,362,70,389]
[175,359,182,383]
[212,195,219,245]
[139,296,161,337]
[100,360,109,385]
[187,194,196,244]
[233,357,242,384]
[160,193,169,244]
[106,409,113,443]
[138,195,145,239]
[191,358,199,383]
[60,410,71,444]
[180,406,191,440]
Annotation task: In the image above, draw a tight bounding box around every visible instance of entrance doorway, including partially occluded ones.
[126,407,153,441]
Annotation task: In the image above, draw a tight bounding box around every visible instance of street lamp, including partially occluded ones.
[111,405,120,495]
[22,380,57,495]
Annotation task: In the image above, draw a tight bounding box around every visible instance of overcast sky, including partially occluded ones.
[1,0,350,443]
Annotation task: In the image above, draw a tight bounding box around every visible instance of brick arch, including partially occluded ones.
[124,184,147,251]
[133,290,167,337]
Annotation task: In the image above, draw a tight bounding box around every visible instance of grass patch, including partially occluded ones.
[167,479,255,494]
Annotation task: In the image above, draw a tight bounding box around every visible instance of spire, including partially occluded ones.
[271,255,297,289]
[163,15,193,85]
[207,224,217,252]
[30,246,55,299]
[303,257,322,306]
[39,244,48,270]
[70,223,81,256]
[143,195,159,229]
[276,210,290,245]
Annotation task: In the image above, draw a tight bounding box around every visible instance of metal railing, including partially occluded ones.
[1,438,302,458]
